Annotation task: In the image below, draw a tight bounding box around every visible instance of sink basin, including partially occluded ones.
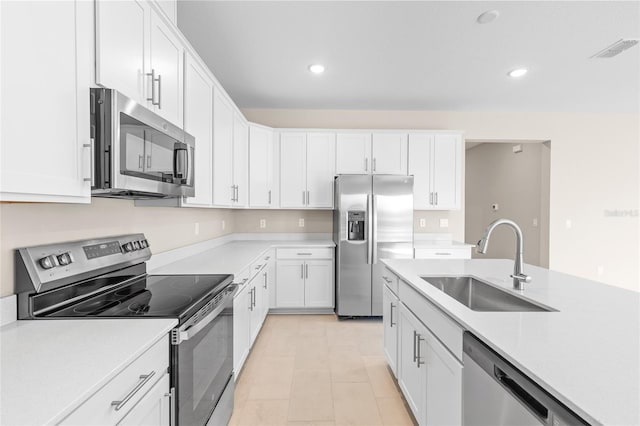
[421,276,555,312]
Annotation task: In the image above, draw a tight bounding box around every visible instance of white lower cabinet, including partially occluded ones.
[275,248,334,309]
[117,373,171,426]
[382,284,399,376]
[233,280,251,376]
[390,289,463,425]
[59,336,170,425]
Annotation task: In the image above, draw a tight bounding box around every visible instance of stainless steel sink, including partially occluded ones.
[421,276,555,312]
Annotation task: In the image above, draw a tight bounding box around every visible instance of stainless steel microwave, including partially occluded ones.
[90,88,195,199]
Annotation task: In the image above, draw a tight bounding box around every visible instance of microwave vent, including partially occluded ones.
[591,39,639,58]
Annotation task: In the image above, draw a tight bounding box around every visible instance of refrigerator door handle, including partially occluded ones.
[367,194,373,265]
[372,195,378,264]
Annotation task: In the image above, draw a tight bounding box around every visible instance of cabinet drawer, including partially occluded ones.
[59,336,169,425]
[399,280,463,361]
[250,252,271,277]
[277,247,333,259]
[233,267,251,289]
[414,248,471,259]
[381,269,399,295]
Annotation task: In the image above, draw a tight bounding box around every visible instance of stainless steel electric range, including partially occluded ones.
[16,234,235,426]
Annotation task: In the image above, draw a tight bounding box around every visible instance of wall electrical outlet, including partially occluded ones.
[222,220,226,230]
[194,222,200,235]
[532,218,538,227]
[440,218,449,228]
[597,265,604,276]
[491,204,499,212]
[298,218,305,227]
[259,219,266,229]
[419,218,426,228]
[565,219,572,229]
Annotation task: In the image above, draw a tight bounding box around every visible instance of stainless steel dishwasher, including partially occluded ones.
[463,332,590,426]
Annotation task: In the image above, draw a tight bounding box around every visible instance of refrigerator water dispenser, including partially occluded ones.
[348,211,365,241]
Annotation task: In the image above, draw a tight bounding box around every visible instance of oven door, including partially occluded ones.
[172,288,234,426]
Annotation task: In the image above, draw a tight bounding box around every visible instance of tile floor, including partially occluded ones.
[229,314,416,426]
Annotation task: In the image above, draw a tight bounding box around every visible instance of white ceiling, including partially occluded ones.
[177,1,640,112]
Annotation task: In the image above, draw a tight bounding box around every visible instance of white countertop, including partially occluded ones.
[382,258,640,426]
[413,239,474,249]
[0,318,177,426]
[151,239,335,276]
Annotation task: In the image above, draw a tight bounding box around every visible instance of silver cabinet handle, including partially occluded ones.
[306,190,310,205]
[390,303,396,327]
[83,140,94,183]
[372,195,378,263]
[429,192,433,205]
[146,69,160,106]
[157,74,162,109]
[231,185,235,202]
[166,387,176,426]
[367,194,373,265]
[305,263,309,279]
[413,330,418,363]
[146,155,152,168]
[268,190,272,205]
[302,190,306,205]
[373,157,377,172]
[416,333,425,367]
[236,185,239,202]
[255,264,263,270]
[300,264,304,279]
[382,276,392,284]
[263,272,268,289]
[138,155,144,169]
[111,371,156,411]
[435,252,452,256]
[297,252,312,256]
[365,157,368,172]
[434,192,438,205]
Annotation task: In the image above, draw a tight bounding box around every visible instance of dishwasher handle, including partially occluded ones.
[494,366,549,421]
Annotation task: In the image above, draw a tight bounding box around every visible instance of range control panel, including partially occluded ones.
[16,234,152,293]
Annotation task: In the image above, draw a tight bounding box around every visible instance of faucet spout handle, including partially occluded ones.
[510,273,532,290]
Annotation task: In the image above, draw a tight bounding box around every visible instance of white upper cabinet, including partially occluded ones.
[212,90,234,207]
[336,133,371,174]
[148,11,183,126]
[280,132,335,208]
[153,0,176,24]
[182,52,213,207]
[249,124,276,208]
[233,114,249,207]
[96,0,183,127]
[0,0,92,203]
[372,133,408,174]
[409,133,462,210]
[336,132,407,175]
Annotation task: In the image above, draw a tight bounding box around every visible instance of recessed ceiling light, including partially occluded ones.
[508,68,528,78]
[477,10,500,24]
[308,64,325,74]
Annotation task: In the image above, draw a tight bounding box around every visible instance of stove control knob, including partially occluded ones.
[39,256,56,270]
[122,242,134,252]
[139,239,148,249]
[57,252,73,266]
[132,241,140,250]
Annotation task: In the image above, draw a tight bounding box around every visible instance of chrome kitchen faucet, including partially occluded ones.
[477,219,532,290]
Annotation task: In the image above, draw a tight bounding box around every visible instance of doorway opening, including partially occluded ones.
[465,140,550,267]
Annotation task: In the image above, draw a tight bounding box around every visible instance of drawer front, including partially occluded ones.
[399,280,463,361]
[250,252,271,277]
[277,247,333,259]
[59,336,170,425]
[233,267,251,289]
[381,269,399,295]
[414,248,471,259]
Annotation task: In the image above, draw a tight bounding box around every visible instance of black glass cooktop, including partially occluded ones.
[45,274,233,321]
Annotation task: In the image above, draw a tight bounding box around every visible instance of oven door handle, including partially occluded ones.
[175,299,226,344]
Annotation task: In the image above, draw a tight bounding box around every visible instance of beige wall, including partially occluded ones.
[233,209,332,233]
[465,142,550,267]
[244,108,639,292]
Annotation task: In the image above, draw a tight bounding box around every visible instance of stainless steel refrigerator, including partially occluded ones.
[333,175,414,317]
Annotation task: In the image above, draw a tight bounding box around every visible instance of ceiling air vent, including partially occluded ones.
[591,39,639,58]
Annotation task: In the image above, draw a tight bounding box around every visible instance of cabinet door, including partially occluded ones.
[233,285,251,375]
[280,132,307,208]
[336,133,371,174]
[95,0,148,104]
[275,261,305,307]
[182,53,213,207]
[249,125,274,208]
[306,133,336,208]
[408,134,433,210]
[425,330,463,426]
[117,373,170,426]
[232,115,249,207]
[268,258,277,309]
[149,10,183,126]
[259,269,270,322]
[212,91,234,206]
[398,304,427,425]
[383,285,399,377]
[431,135,462,210]
[372,133,407,175]
[249,284,263,344]
[1,0,91,202]
[304,260,334,308]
